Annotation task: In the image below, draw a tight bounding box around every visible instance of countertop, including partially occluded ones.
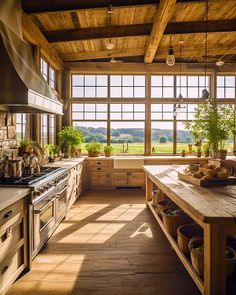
[0,187,30,211]
[0,158,85,211]
[86,155,209,160]
[46,157,85,169]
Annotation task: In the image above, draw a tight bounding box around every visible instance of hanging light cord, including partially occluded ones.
[179,37,182,94]
[204,0,208,89]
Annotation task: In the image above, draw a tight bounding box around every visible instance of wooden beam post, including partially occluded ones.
[144,0,177,63]
[204,223,226,295]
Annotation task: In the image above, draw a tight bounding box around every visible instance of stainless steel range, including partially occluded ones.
[0,166,69,259]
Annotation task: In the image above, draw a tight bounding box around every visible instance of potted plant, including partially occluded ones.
[18,138,34,155]
[185,104,234,160]
[161,207,191,238]
[58,126,84,158]
[202,142,210,157]
[85,141,103,157]
[196,145,202,158]
[104,145,113,157]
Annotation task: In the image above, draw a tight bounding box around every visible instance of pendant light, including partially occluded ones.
[201,0,209,99]
[105,5,114,50]
[174,38,185,117]
[166,36,175,66]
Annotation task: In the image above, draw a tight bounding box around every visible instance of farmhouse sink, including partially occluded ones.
[113,157,144,169]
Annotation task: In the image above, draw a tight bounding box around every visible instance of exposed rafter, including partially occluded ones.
[144,0,177,63]
[59,46,236,62]
[43,20,236,43]
[21,12,63,70]
[60,48,145,61]
[22,0,205,14]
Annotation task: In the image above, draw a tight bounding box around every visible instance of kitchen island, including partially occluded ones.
[143,165,236,295]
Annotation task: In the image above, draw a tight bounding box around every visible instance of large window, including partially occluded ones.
[217,75,236,99]
[110,104,145,120]
[111,122,145,155]
[72,75,108,98]
[72,104,108,121]
[40,58,56,146]
[110,75,145,98]
[151,122,174,153]
[16,114,26,140]
[151,75,210,99]
[151,75,174,98]
[176,75,209,98]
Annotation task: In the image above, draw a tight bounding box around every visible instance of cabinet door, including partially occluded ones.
[112,173,128,186]
[128,172,145,186]
[90,171,109,187]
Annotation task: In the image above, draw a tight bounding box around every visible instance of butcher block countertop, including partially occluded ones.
[0,187,30,211]
[143,165,236,224]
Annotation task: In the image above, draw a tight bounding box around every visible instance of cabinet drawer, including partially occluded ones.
[0,219,23,262]
[90,166,108,172]
[0,246,23,293]
[112,173,127,186]
[89,160,108,168]
[0,200,23,233]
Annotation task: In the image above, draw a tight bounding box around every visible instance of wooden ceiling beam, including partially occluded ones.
[144,0,177,63]
[21,12,63,70]
[60,48,146,61]
[155,46,236,59]
[22,0,205,14]
[43,20,236,43]
[59,45,236,62]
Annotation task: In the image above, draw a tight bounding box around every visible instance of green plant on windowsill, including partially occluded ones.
[85,141,103,157]
[58,126,84,158]
[104,145,113,157]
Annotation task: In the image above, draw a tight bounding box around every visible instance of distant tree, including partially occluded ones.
[159,135,168,143]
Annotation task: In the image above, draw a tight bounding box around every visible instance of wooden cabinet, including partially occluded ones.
[112,171,145,187]
[0,198,28,295]
[67,162,84,211]
[87,160,110,188]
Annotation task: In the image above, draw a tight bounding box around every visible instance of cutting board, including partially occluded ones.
[178,171,236,187]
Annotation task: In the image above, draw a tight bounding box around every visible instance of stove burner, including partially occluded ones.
[0,166,63,187]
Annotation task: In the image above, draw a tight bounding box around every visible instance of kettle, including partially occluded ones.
[0,157,24,178]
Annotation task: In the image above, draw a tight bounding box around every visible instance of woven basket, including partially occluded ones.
[156,200,172,216]
[189,237,236,278]
[177,224,203,254]
[161,208,192,238]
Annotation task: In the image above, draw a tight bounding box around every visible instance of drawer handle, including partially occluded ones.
[97,167,102,171]
[97,162,101,165]
[4,210,13,218]
[2,266,9,275]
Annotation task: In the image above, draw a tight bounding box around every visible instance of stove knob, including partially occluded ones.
[34,190,41,197]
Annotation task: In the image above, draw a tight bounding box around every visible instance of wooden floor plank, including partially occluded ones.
[7,190,200,295]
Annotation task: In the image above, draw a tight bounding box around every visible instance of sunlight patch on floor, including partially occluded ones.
[57,222,126,244]
[130,223,153,239]
[96,204,144,221]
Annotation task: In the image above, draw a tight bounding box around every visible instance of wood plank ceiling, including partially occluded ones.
[22,0,236,63]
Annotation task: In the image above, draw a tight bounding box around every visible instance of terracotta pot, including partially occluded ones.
[177,224,203,254]
[161,208,192,238]
[88,151,99,157]
[105,151,111,157]
[189,237,236,278]
[196,152,202,158]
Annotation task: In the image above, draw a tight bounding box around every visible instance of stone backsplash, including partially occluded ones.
[0,112,17,156]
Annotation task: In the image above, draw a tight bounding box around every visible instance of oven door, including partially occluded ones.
[56,184,68,224]
[33,196,56,250]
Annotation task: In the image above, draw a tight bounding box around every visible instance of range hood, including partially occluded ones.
[0,0,63,114]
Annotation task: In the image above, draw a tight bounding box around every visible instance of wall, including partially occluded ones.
[0,112,17,153]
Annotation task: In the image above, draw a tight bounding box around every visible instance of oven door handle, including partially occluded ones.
[56,185,68,197]
[34,197,56,214]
